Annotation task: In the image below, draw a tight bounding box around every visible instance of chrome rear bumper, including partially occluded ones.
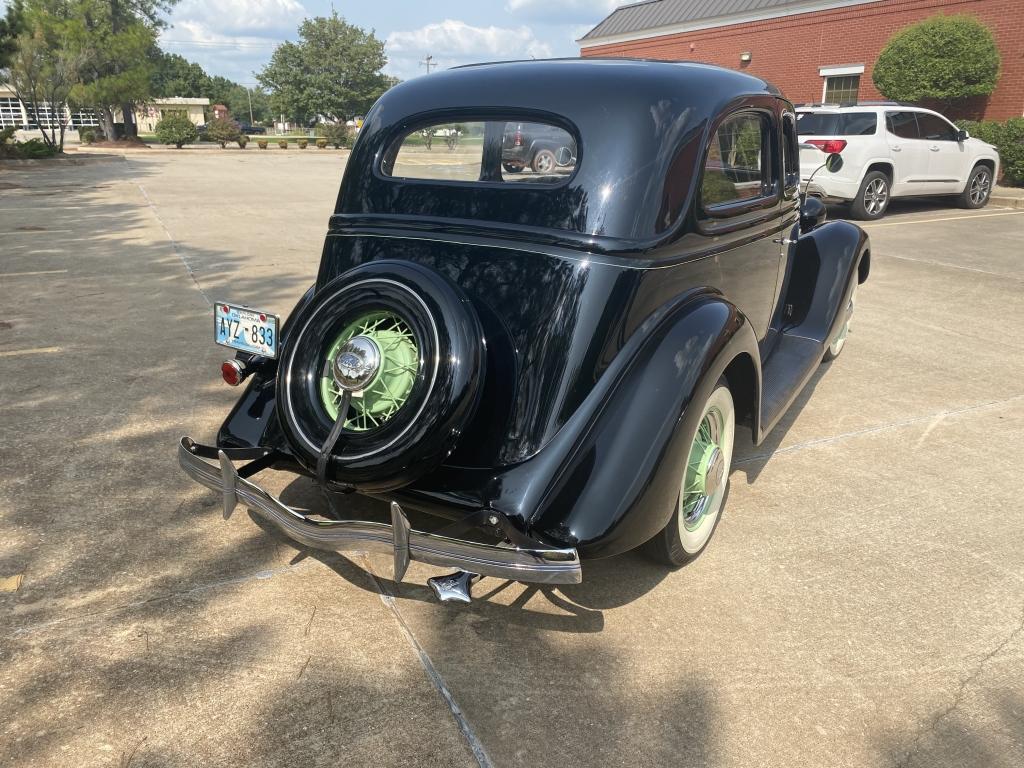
[178,437,582,585]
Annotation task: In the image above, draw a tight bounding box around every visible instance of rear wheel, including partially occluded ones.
[823,285,856,361]
[958,164,992,209]
[502,162,523,174]
[645,380,735,567]
[850,171,890,220]
[531,149,556,174]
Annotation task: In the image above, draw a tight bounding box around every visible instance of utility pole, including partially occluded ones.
[420,55,437,74]
[246,88,254,125]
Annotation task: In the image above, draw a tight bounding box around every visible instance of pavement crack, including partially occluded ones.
[359,556,494,768]
[896,603,1024,768]
[132,174,212,307]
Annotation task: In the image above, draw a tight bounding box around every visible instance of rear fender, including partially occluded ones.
[505,292,761,559]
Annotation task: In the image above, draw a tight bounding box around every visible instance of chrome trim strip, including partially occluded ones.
[178,437,582,585]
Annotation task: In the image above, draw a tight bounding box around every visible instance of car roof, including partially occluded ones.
[334,59,788,252]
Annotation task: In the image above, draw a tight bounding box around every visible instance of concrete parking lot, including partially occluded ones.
[1,150,1022,768]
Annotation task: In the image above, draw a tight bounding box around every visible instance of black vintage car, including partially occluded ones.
[180,60,869,602]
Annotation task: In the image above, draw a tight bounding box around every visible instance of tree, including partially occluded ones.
[150,51,207,97]
[873,14,1001,107]
[257,12,390,124]
[153,111,195,147]
[0,1,23,70]
[3,2,84,152]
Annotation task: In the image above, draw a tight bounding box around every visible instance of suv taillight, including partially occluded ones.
[513,129,523,147]
[807,139,848,154]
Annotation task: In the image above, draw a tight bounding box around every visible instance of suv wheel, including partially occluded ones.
[531,149,556,174]
[850,171,890,220]
[958,165,992,209]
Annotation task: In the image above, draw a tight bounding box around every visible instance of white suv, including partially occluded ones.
[797,104,1000,220]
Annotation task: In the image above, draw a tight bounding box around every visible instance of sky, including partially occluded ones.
[156,0,622,87]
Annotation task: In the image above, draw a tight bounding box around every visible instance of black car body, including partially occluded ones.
[180,60,869,597]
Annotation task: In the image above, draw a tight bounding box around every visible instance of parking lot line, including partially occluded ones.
[862,210,1024,228]
[0,269,69,277]
[0,347,62,358]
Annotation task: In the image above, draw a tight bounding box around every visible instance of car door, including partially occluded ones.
[697,108,784,346]
[915,111,968,192]
[885,111,930,195]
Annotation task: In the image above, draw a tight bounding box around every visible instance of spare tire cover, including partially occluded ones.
[276,260,485,492]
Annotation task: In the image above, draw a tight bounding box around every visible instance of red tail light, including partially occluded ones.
[807,139,847,154]
[221,359,246,387]
[513,129,523,147]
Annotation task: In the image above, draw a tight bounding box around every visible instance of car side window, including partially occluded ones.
[886,111,919,140]
[916,113,958,141]
[702,112,771,208]
[781,112,799,195]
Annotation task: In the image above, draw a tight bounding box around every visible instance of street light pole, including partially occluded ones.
[247,88,254,125]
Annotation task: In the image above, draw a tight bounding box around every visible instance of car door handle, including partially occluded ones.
[930,145,940,152]
[890,145,901,151]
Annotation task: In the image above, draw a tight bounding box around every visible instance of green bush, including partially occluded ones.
[0,126,15,157]
[257,139,268,149]
[958,117,1024,186]
[80,129,96,144]
[873,15,1000,104]
[316,122,350,149]
[316,137,327,149]
[278,139,288,149]
[297,137,308,149]
[237,135,248,149]
[206,117,242,148]
[154,114,198,148]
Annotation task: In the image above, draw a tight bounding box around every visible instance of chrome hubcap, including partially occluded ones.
[535,153,553,172]
[829,285,856,356]
[970,171,990,204]
[864,178,888,215]
[332,336,381,392]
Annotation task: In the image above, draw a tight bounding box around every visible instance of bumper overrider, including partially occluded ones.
[178,437,582,586]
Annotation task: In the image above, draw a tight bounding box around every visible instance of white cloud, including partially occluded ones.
[159,21,282,84]
[173,0,306,36]
[386,19,553,80]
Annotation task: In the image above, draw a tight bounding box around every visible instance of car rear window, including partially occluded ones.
[797,111,877,136]
[382,119,577,184]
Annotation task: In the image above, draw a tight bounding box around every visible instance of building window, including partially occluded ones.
[70,108,100,128]
[824,75,860,105]
[0,97,24,128]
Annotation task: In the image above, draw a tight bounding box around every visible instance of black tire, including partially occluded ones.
[849,170,891,220]
[645,378,735,567]
[531,149,556,174]
[957,164,993,209]
[502,162,523,174]
[822,283,857,362]
[276,261,485,492]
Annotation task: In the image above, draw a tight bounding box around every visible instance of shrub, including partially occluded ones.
[297,138,308,149]
[0,126,16,157]
[206,117,242,148]
[316,137,327,149]
[154,114,198,148]
[80,129,96,145]
[237,135,248,149]
[257,139,268,149]
[958,117,1024,186]
[873,15,1000,105]
[317,122,350,149]
[278,139,288,149]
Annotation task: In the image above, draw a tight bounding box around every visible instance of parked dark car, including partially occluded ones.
[238,124,266,135]
[179,59,869,602]
[502,121,577,175]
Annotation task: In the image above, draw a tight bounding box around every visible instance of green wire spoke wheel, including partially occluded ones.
[319,311,420,431]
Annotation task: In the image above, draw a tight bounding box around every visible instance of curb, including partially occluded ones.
[991,195,1024,210]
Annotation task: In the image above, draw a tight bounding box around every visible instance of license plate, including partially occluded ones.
[214,302,279,358]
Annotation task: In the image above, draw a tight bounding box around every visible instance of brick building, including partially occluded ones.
[579,0,1023,121]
